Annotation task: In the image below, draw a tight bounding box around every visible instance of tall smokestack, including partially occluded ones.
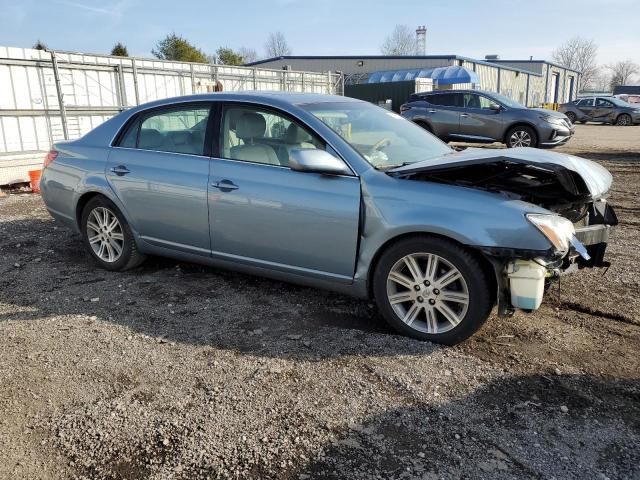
[416,25,427,55]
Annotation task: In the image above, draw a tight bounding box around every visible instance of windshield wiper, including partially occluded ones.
[376,162,413,171]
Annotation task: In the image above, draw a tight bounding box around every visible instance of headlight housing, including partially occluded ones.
[539,115,565,126]
[527,214,575,255]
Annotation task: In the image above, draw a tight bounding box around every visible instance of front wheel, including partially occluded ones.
[506,125,538,148]
[616,114,632,126]
[565,111,577,124]
[81,196,146,271]
[372,237,493,345]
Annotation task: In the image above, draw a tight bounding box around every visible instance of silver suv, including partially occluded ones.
[400,89,574,148]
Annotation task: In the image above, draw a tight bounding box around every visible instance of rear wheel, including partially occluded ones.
[616,114,632,126]
[565,111,577,123]
[506,125,538,148]
[372,237,493,345]
[81,196,146,271]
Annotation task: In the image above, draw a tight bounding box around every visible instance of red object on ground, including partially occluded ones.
[29,169,42,194]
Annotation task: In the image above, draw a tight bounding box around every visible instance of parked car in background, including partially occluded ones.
[560,96,640,125]
[40,93,616,345]
[400,89,574,148]
[615,94,640,105]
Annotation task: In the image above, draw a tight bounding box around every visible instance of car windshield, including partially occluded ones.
[490,92,526,109]
[301,101,453,169]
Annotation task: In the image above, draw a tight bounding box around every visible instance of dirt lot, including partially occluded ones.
[1,124,639,479]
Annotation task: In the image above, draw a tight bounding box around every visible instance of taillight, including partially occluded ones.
[43,150,58,168]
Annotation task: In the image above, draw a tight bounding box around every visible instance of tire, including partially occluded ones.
[616,114,632,126]
[565,111,577,124]
[505,125,538,148]
[80,196,146,271]
[372,236,493,345]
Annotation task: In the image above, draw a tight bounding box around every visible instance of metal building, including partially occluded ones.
[246,55,581,109]
[0,46,344,185]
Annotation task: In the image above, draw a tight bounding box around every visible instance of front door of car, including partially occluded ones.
[424,92,463,138]
[207,103,361,282]
[107,103,213,256]
[458,93,503,141]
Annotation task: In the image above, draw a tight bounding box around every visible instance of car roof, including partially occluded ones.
[415,89,495,95]
[126,91,358,113]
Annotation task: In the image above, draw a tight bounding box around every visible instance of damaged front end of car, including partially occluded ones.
[389,149,618,315]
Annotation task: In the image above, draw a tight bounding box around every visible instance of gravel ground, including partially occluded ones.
[1,124,639,479]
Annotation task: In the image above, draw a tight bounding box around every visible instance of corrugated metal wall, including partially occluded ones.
[0,46,344,184]
[250,57,455,75]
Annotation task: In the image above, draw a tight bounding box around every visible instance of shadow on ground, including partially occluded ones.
[287,374,640,480]
[0,218,443,360]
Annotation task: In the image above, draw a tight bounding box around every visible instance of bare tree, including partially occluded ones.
[606,60,639,89]
[238,47,258,64]
[552,37,598,90]
[380,25,416,56]
[265,32,291,58]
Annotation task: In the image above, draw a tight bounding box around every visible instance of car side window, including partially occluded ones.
[119,118,140,148]
[579,99,594,107]
[595,98,613,108]
[117,106,211,155]
[219,105,325,167]
[464,94,493,109]
[428,93,463,108]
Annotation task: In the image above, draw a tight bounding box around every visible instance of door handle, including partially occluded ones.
[428,109,437,113]
[211,180,239,191]
[460,113,469,118]
[110,165,130,176]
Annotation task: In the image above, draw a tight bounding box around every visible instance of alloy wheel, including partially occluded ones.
[509,130,532,147]
[617,115,631,126]
[386,253,469,334]
[86,207,124,263]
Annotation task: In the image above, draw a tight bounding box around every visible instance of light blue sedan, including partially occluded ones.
[40,92,617,344]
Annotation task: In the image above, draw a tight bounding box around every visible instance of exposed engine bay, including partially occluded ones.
[391,157,594,222]
[388,149,618,315]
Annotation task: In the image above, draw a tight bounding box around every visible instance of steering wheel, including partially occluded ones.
[370,138,391,152]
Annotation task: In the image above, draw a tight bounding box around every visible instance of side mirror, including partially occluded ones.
[289,148,351,176]
[490,103,502,112]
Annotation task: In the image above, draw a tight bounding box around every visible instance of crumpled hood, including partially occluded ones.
[390,147,613,199]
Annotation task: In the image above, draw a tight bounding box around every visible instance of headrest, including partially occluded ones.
[138,129,164,149]
[285,123,313,144]
[236,113,266,139]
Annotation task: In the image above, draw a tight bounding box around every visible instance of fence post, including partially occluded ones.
[252,68,257,90]
[50,50,69,140]
[115,64,127,110]
[131,58,140,105]
[190,64,196,94]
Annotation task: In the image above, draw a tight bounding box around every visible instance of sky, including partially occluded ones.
[0,0,638,67]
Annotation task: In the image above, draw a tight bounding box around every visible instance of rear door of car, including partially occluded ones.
[107,102,214,256]
[207,102,361,282]
[421,93,463,138]
[593,98,616,122]
[458,92,503,141]
[576,98,595,119]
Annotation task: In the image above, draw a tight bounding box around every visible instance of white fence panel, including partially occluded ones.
[0,46,343,184]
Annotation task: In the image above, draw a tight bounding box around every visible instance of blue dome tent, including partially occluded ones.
[366,65,480,86]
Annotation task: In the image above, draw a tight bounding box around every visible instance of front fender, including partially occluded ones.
[355,171,553,289]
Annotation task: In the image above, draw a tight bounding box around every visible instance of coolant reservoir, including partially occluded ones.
[506,260,547,310]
